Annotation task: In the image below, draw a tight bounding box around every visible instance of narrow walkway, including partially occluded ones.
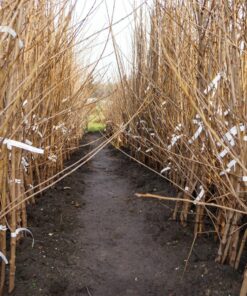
[13,134,241,296]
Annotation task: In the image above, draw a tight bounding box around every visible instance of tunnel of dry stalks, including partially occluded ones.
[0,0,247,295]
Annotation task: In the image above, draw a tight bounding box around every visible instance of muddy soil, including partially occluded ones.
[8,133,242,296]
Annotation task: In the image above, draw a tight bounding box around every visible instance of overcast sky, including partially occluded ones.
[75,0,149,82]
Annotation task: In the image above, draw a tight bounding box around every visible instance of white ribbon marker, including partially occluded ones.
[220,159,237,176]
[140,120,147,124]
[11,228,34,247]
[188,123,204,144]
[0,225,7,231]
[168,135,183,150]
[145,85,150,94]
[217,147,230,159]
[161,167,171,174]
[224,109,230,116]
[201,142,206,152]
[223,124,245,146]
[0,25,24,49]
[22,100,28,107]
[240,40,245,55]
[0,137,44,154]
[188,72,224,145]
[48,154,57,162]
[204,72,224,96]
[9,179,21,184]
[0,252,8,264]
[145,148,153,153]
[194,186,205,204]
[217,124,246,159]
[175,123,182,132]
[21,157,29,172]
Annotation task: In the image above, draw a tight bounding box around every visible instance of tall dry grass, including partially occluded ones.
[108,0,247,293]
[0,0,97,293]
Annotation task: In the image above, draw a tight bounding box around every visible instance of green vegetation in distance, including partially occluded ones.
[87,105,106,132]
[87,121,106,132]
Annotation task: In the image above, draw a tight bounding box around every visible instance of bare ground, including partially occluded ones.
[7,133,242,296]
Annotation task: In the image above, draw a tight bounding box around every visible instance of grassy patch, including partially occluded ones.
[87,121,106,132]
[86,104,106,133]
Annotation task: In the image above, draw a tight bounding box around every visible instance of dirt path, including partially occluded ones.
[11,133,241,296]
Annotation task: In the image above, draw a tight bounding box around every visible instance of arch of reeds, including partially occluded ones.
[0,0,247,295]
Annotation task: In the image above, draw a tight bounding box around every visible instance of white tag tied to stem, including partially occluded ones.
[9,179,21,184]
[48,154,57,162]
[140,120,147,124]
[240,40,245,55]
[0,25,24,49]
[0,225,7,231]
[188,123,204,144]
[53,123,67,135]
[204,72,224,96]
[188,114,205,145]
[192,119,200,124]
[194,186,205,204]
[224,132,235,146]
[168,134,183,150]
[175,123,182,132]
[11,228,34,247]
[21,157,29,172]
[0,137,44,154]
[243,176,247,182]
[22,100,28,107]
[161,167,171,174]
[185,187,190,192]
[0,252,8,264]
[32,123,41,135]
[201,142,206,152]
[217,147,230,159]
[220,159,237,176]
[217,124,246,159]
[223,124,245,147]
[144,85,150,94]
[145,148,153,153]
[224,109,230,116]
